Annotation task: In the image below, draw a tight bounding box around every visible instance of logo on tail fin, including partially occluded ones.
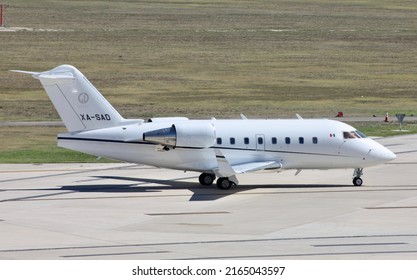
[78,92,89,104]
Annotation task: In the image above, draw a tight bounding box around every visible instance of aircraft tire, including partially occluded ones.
[199,173,215,186]
[217,178,231,190]
[353,177,363,186]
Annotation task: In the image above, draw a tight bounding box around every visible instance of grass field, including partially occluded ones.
[1,0,417,162]
[0,126,116,163]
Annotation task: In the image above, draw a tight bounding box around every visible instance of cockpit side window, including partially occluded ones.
[343,131,366,139]
[343,132,357,139]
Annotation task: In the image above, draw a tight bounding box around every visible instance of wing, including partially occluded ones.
[232,161,282,173]
[213,149,282,178]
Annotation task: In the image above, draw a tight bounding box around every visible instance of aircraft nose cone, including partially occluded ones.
[369,148,396,162]
[386,150,397,161]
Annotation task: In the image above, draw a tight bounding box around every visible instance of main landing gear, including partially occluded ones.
[199,173,215,186]
[216,177,236,190]
[353,168,363,186]
[198,173,236,190]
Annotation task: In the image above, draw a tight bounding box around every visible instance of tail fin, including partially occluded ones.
[12,65,124,132]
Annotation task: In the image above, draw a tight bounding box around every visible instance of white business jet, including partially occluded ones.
[12,65,396,189]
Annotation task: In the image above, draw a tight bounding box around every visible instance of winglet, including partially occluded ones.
[214,149,236,177]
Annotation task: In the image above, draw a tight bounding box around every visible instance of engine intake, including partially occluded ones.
[143,121,215,148]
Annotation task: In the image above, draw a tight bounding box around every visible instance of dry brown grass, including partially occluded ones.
[1,0,417,162]
[2,0,417,120]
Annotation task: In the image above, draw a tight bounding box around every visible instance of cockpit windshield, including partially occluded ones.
[355,130,367,138]
[343,130,367,139]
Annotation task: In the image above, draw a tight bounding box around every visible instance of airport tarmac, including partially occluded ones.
[1,134,417,260]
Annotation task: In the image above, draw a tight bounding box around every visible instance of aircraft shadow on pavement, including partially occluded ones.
[60,175,350,201]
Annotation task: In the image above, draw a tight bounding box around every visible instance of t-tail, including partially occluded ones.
[12,65,125,132]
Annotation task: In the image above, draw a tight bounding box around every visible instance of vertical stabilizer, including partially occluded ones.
[13,65,124,132]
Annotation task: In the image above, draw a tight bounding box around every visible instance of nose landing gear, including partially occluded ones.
[353,168,363,186]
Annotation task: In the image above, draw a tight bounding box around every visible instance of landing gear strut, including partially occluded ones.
[352,168,363,186]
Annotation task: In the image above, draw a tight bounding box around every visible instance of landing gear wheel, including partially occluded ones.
[199,173,215,186]
[217,177,232,190]
[353,177,363,186]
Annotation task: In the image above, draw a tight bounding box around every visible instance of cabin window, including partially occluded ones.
[244,137,250,145]
[272,137,277,144]
[258,137,263,145]
[285,137,291,144]
[217,137,222,145]
[299,137,304,144]
[230,137,235,145]
[312,137,318,144]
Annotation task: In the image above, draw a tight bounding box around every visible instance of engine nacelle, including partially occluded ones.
[143,121,216,148]
[175,121,216,148]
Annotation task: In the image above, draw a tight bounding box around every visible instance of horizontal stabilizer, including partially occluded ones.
[37,73,75,80]
[11,69,76,81]
[9,70,39,76]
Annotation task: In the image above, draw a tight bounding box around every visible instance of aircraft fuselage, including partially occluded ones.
[58,118,395,172]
